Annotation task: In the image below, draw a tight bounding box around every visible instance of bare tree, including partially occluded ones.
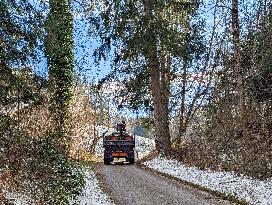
[231,0,245,126]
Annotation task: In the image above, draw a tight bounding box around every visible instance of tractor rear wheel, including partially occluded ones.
[104,158,111,165]
[128,157,135,164]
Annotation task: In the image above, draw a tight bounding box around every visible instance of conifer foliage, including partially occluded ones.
[85,0,203,154]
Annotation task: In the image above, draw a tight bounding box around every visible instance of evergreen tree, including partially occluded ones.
[86,0,202,154]
[45,0,74,145]
[245,4,272,103]
[0,0,43,108]
[42,1,85,204]
[0,0,42,68]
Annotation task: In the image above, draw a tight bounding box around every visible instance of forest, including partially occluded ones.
[0,0,271,204]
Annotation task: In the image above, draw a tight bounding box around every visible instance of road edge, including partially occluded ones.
[93,163,121,205]
[136,155,251,205]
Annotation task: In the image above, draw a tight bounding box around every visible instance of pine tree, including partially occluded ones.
[86,0,201,154]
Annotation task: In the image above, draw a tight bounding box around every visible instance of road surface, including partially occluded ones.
[97,163,236,205]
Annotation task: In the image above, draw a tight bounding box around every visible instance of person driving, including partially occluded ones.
[117,121,126,132]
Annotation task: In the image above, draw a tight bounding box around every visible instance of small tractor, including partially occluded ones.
[103,122,135,165]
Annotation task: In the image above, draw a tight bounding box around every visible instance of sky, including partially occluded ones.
[32,0,258,119]
[34,0,216,83]
[33,0,258,82]
[32,0,212,79]
[73,11,112,83]
[33,0,112,82]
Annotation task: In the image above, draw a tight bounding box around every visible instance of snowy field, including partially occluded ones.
[144,156,272,205]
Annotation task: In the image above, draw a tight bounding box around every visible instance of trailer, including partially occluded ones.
[103,123,135,165]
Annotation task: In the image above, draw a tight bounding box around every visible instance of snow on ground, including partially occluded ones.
[135,135,155,159]
[3,127,155,204]
[4,190,32,205]
[144,156,272,205]
[76,167,113,205]
[4,167,113,205]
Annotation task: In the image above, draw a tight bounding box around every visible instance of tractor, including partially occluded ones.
[103,122,135,165]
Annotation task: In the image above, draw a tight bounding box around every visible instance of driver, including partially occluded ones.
[117,121,126,132]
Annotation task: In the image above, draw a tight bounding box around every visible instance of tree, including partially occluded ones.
[231,0,245,127]
[0,0,43,69]
[0,0,43,109]
[142,0,171,152]
[174,3,214,145]
[245,2,272,103]
[45,0,74,146]
[0,1,85,203]
[43,1,85,204]
[84,0,202,154]
[186,0,272,179]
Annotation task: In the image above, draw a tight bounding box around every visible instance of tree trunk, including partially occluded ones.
[231,0,245,126]
[178,17,190,144]
[144,0,171,154]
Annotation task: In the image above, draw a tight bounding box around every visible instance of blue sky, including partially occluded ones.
[34,0,257,83]
[35,0,214,82]
[73,10,111,83]
[31,0,258,119]
[34,0,112,82]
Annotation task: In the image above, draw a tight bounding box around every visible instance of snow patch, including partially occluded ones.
[135,135,155,159]
[76,167,113,205]
[144,156,272,205]
[4,191,32,205]
[3,166,113,205]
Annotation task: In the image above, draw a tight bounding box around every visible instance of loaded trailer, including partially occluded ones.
[103,122,135,165]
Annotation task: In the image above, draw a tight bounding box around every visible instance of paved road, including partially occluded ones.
[97,163,236,205]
